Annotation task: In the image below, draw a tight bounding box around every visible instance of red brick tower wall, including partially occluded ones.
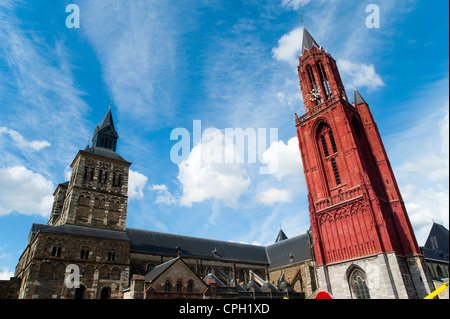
[295,34,422,267]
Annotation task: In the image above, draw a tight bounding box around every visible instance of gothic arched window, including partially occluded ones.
[306,65,316,89]
[349,268,371,299]
[112,172,123,187]
[331,158,341,185]
[98,169,103,183]
[176,281,183,292]
[80,249,89,259]
[165,280,172,292]
[316,123,342,190]
[188,281,194,293]
[52,246,62,257]
[318,62,332,99]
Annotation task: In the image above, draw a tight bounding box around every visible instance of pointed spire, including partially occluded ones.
[302,27,320,54]
[91,104,119,152]
[275,229,288,243]
[354,89,367,105]
[97,108,117,135]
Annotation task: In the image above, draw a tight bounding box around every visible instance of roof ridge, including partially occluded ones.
[126,227,265,249]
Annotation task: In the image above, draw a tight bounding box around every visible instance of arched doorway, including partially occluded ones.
[100,286,111,299]
[75,285,86,299]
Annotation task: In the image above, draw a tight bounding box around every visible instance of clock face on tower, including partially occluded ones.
[307,87,321,101]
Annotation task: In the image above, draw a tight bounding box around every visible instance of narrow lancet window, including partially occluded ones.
[329,130,338,154]
[318,62,332,99]
[331,158,341,185]
[321,135,329,158]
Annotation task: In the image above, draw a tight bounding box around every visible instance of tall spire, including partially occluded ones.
[302,27,320,54]
[91,105,119,152]
[97,108,117,135]
[354,89,367,105]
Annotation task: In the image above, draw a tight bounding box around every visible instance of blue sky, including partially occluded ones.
[0,0,448,279]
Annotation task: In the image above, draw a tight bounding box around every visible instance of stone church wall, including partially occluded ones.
[268,260,317,297]
[317,252,416,299]
[15,232,130,299]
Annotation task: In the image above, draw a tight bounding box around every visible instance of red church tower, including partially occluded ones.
[295,27,433,299]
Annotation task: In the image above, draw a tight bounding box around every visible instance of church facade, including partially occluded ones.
[13,108,316,299]
[10,26,436,300]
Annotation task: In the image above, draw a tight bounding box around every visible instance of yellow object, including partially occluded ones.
[424,281,449,299]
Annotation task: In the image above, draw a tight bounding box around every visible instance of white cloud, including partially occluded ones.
[0,127,51,152]
[337,59,385,91]
[0,267,14,280]
[150,184,177,205]
[393,104,449,245]
[254,188,293,206]
[281,0,311,10]
[272,27,303,67]
[128,169,148,200]
[260,137,302,181]
[0,166,54,217]
[64,167,72,182]
[276,89,302,107]
[402,185,449,244]
[177,131,250,208]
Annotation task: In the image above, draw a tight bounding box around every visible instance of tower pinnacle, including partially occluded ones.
[301,26,320,54]
[92,107,119,152]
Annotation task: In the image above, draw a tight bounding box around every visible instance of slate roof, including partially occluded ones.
[82,147,129,163]
[126,228,269,265]
[30,223,130,243]
[275,229,288,243]
[302,27,320,54]
[424,223,449,254]
[144,258,179,282]
[95,109,118,138]
[354,89,366,105]
[266,231,312,270]
[27,224,313,270]
[420,247,449,263]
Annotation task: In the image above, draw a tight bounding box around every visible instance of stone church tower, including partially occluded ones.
[50,107,131,231]
[15,107,131,299]
[295,27,434,299]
